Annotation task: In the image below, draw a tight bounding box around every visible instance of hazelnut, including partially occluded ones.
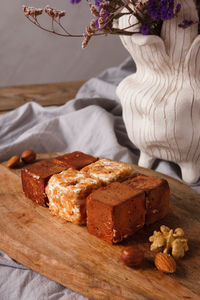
[7,155,20,168]
[121,246,144,268]
[21,149,36,163]
[154,252,176,273]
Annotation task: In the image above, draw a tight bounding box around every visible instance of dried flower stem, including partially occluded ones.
[22,1,199,47]
[23,4,140,39]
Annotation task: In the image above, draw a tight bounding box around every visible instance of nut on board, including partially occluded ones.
[154,252,176,273]
[120,246,144,268]
[21,149,36,163]
[7,155,20,168]
[149,225,189,259]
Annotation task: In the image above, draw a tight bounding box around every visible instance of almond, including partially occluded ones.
[154,252,176,273]
[21,149,36,163]
[7,155,20,168]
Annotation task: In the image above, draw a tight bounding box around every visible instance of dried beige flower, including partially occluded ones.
[22,6,43,18]
[90,5,99,17]
[44,5,66,19]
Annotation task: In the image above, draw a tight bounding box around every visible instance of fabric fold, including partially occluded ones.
[0,56,199,300]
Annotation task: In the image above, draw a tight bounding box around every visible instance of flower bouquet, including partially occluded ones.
[22,0,199,47]
[22,1,200,184]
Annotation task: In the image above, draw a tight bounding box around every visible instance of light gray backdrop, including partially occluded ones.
[0,0,128,86]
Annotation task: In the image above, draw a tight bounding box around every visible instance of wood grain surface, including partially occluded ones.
[0,153,200,300]
[0,81,85,113]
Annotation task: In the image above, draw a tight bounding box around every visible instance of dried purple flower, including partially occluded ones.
[176,3,181,13]
[69,0,82,4]
[178,20,194,28]
[141,23,149,35]
[147,0,181,21]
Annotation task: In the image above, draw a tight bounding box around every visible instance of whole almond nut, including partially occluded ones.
[7,155,20,168]
[121,246,144,268]
[154,252,176,273]
[21,149,36,163]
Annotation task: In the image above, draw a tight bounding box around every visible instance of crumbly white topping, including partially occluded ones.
[82,158,133,183]
[45,168,100,224]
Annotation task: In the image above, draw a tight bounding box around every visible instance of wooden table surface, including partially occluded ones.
[0,154,200,300]
[0,81,85,114]
[0,82,200,299]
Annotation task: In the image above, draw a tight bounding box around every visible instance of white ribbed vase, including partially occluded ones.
[116,0,200,184]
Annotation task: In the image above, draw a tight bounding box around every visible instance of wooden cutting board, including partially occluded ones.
[0,153,200,299]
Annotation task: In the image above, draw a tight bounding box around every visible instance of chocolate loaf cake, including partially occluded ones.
[52,151,98,169]
[86,181,146,243]
[21,160,68,206]
[123,174,170,224]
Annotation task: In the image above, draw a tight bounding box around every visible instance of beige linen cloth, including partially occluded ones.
[0,57,199,300]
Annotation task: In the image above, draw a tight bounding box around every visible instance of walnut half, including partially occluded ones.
[149,225,189,259]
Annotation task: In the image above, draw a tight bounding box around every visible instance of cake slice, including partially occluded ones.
[81,158,133,185]
[123,174,170,224]
[21,160,68,206]
[45,168,101,224]
[52,151,98,169]
[86,181,146,243]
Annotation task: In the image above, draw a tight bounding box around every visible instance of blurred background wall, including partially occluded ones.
[0,0,128,86]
